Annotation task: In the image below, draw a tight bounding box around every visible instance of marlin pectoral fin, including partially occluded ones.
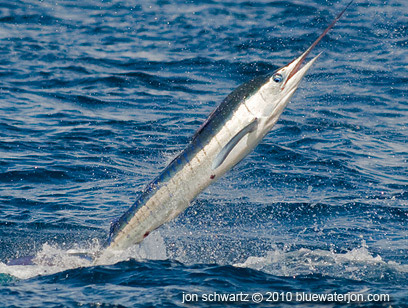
[212,118,258,170]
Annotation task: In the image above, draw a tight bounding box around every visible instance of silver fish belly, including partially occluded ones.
[106,75,272,251]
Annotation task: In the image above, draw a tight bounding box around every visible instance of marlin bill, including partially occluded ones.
[103,1,354,256]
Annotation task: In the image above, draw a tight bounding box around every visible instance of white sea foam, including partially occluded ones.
[2,234,406,283]
[234,241,408,281]
[0,231,167,280]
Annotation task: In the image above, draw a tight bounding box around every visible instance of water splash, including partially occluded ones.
[235,241,408,282]
[0,231,166,280]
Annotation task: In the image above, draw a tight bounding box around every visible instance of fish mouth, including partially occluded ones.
[281,50,322,93]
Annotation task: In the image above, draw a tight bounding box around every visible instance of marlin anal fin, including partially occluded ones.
[212,119,258,170]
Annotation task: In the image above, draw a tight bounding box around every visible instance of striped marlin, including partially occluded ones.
[102,2,353,256]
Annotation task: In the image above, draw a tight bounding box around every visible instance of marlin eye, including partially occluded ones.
[272,73,283,83]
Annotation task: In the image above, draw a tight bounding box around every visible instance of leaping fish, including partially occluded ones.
[102,1,354,257]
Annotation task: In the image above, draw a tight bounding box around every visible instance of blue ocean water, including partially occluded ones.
[0,0,407,307]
